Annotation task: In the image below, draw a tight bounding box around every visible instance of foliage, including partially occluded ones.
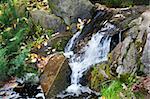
[0,0,36,81]
[91,63,112,90]
[101,80,122,99]
[53,37,68,51]
[91,63,143,98]
[100,76,138,99]
[0,48,8,80]
[8,48,37,77]
[0,0,55,82]
[98,72,146,99]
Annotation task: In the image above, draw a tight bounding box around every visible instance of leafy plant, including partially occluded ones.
[100,75,142,99]
[0,0,37,81]
[8,48,37,77]
[0,48,8,80]
[101,80,122,99]
[0,0,55,82]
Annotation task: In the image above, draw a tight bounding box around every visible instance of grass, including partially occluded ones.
[99,74,144,99]
[101,80,122,99]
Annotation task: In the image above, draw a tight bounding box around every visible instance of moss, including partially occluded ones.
[48,0,59,13]
[134,38,146,75]
[52,37,69,51]
[91,63,113,90]
[108,53,113,64]
[135,40,142,53]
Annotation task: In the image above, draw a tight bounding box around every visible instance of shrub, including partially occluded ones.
[0,0,37,81]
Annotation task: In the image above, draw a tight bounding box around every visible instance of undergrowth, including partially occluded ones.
[100,75,144,99]
[0,0,53,81]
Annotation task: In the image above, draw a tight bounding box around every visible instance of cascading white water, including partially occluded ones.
[62,23,115,97]
[64,30,82,58]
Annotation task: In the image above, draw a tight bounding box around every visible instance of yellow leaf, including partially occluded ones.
[0,10,2,16]
[101,96,106,99]
[5,27,12,32]
[37,45,41,49]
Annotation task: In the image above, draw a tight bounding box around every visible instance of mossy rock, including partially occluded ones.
[91,63,113,91]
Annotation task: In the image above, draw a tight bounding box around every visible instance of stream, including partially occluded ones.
[58,22,115,98]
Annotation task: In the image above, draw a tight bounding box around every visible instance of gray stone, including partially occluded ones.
[139,10,150,75]
[142,33,150,74]
[48,0,93,25]
[116,10,150,75]
[122,43,138,74]
[118,36,133,65]
[116,43,138,75]
[30,10,66,32]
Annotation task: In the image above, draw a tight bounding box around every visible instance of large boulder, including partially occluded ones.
[115,10,150,75]
[30,10,66,32]
[40,53,67,95]
[48,0,93,25]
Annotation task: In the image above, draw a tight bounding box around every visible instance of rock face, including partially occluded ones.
[40,53,66,95]
[141,10,150,75]
[142,33,150,74]
[30,10,66,32]
[48,0,93,25]
[115,10,150,75]
[90,10,150,90]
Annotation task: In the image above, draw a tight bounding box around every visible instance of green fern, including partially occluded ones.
[8,48,37,77]
[0,48,8,80]
[0,0,36,80]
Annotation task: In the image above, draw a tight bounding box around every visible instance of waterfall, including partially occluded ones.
[64,30,82,58]
[60,23,115,97]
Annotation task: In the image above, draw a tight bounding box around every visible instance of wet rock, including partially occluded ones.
[47,32,72,52]
[103,10,149,76]
[40,53,67,95]
[111,42,122,64]
[30,10,66,32]
[48,0,93,25]
[110,6,148,31]
[46,59,71,98]
[74,11,113,52]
